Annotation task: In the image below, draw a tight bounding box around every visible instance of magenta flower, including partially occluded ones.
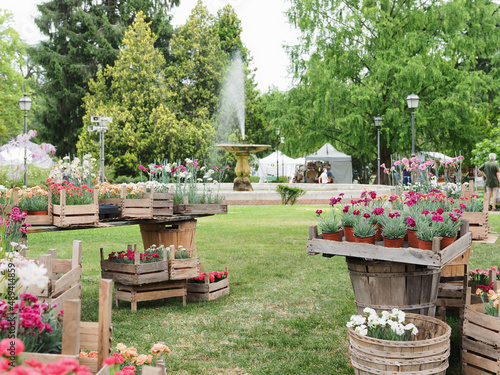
[421,210,430,215]
[353,210,360,215]
[363,213,370,219]
[316,209,323,215]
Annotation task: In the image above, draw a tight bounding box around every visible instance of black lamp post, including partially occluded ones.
[18,93,32,187]
[275,128,280,182]
[406,93,420,156]
[374,115,383,185]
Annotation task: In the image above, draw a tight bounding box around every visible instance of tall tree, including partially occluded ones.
[29,0,178,156]
[77,12,213,176]
[272,0,500,182]
[0,10,28,141]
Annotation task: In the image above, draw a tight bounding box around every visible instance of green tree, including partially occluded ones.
[273,0,500,183]
[29,0,178,156]
[77,12,212,176]
[0,10,28,141]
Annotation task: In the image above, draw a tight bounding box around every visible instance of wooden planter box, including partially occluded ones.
[462,212,489,240]
[100,245,169,285]
[97,365,163,375]
[51,189,99,228]
[462,301,500,374]
[168,245,200,280]
[151,191,174,217]
[187,266,229,302]
[115,279,187,312]
[173,196,227,215]
[12,189,52,225]
[21,279,113,374]
[24,240,83,312]
[140,220,197,251]
[349,313,451,374]
[121,185,153,219]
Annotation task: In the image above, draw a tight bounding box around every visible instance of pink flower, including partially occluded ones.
[421,210,430,216]
[315,210,322,215]
[363,213,370,219]
[353,210,360,215]
[342,205,349,213]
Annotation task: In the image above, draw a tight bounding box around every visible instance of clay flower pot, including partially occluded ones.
[383,236,405,248]
[343,226,356,242]
[354,235,376,244]
[322,230,343,241]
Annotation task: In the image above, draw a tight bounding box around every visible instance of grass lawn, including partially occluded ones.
[27,205,500,374]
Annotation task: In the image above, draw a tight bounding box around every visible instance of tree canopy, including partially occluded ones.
[265,0,500,182]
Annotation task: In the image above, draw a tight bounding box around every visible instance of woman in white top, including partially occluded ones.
[319,168,329,184]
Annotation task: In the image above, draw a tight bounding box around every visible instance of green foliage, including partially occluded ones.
[353,218,376,238]
[266,0,500,182]
[0,10,27,141]
[276,184,306,205]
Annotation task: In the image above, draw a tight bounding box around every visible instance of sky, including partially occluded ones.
[0,0,300,92]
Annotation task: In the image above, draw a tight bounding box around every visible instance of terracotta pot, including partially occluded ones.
[27,210,49,216]
[375,224,383,241]
[407,229,419,248]
[354,235,376,244]
[343,226,356,242]
[322,230,343,241]
[418,238,433,251]
[383,236,405,248]
[440,236,457,249]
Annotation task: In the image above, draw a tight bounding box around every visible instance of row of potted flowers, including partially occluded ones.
[315,191,466,249]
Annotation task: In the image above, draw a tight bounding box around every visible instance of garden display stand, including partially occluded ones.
[307,221,472,317]
[187,265,230,302]
[24,240,83,312]
[462,277,500,375]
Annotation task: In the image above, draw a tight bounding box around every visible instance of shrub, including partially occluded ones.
[276,184,306,205]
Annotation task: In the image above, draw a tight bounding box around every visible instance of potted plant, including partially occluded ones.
[406,215,418,248]
[352,215,377,244]
[380,212,407,248]
[341,205,361,242]
[315,208,343,241]
[368,207,385,241]
[435,211,462,248]
[18,186,49,214]
[415,216,440,251]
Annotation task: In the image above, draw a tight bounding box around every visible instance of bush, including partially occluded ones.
[113,175,142,184]
[276,184,306,205]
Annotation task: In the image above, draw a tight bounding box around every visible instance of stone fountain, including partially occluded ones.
[216,53,270,191]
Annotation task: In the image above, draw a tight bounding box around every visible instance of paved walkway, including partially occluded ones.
[219,182,393,205]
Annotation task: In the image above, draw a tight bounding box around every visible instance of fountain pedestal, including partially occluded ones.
[217,144,270,191]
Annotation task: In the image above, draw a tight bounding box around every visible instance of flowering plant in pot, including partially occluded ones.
[434,211,462,239]
[315,209,342,240]
[353,215,377,243]
[380,212,407,247]
[341,206,360,242]
[346,307,419,341]
[18,186,49,212]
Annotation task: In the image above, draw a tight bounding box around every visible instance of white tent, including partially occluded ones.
[422,151,453,162]
[257,150,305,182]
[305,143,353,183]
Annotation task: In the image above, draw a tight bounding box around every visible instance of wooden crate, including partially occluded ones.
[168,245,200,280]
[150,191,174,217]
[121,185,153,219]
[187,266,230,302]
[25,240,83,312]
[462,180,474,200]
[100,245,169,285]
[173,196,227,215]
[79,279,113,373]
[115,279,187,311]
[12,188,52,225]
[140,220,197,250]
[462,285,500,374]
[52,189,99,228]
[462,212,489,240]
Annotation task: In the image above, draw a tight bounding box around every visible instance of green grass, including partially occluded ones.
[26,206,500,374]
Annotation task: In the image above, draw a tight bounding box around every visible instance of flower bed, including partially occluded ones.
[187,267,229,302]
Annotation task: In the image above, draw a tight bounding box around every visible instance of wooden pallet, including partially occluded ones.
[25,240,83,312]
[187,266,230,302]
[115,279,187,311]
[100,245,169,285]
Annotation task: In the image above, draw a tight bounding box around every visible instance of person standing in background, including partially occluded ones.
[319,168,329,184]
[479,153,500,212]
[326,166,334,183]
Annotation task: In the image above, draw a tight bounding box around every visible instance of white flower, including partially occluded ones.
[363,307,377,316]
[404,323,419,335]
[354,325,368,336]
[17,262,49,289]
[394,323,405,336]
[351,315,366,326]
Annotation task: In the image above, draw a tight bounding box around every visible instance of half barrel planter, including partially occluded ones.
[348,313,451,374]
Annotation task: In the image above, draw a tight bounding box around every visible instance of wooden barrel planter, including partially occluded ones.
[140,220,197,250]
[346,257,442,316]
[348,313,451,374]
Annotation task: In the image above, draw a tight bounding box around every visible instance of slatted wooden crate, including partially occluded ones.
[168,245,200,280]
[140,220,197,251]
[51,189,99,227]
[173,196,227,215]
[100,245,169,285]
[462,212,489,240]
[12,188,52,225]
[187,266,230,302]
[25,240,83,312]
[462,284,500,375]
[150,191,174,217]
[121,185,153,219]
[115,279,187,312]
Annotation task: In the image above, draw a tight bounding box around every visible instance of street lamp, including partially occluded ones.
[406,93,420,156]
[18,93,32,187]
[275,128,280,182]
[89,115,112,183]
[374,115,383,185]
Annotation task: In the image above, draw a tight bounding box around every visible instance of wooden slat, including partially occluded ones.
[61,299,81,356]
[98,279,113,371]
[52,266,82,296]
[80,321,99,350]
